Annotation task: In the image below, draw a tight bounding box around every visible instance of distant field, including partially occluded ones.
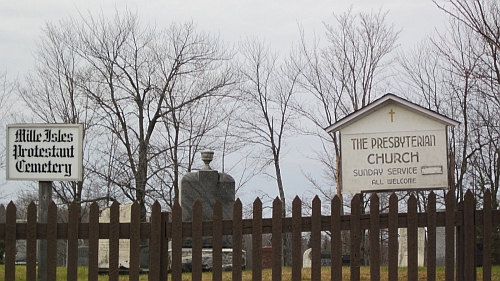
[1,265,499,280]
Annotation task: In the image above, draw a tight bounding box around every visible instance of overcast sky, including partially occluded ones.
[0,1,450,203]
[1,0,448,75]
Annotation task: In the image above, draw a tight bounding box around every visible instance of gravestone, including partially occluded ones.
[177,150,239,271]
[15,220,27,264]
[179,150,235,248]
[398,227,426,267]
[98,203,133,270]
[78,246,89,266]
[302,248,349,268]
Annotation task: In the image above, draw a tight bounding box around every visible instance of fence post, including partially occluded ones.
[445,190,455,281]
[456,200,464,281]
[350,194,361,281]
[232,199,243,281]
[463,190,476,280]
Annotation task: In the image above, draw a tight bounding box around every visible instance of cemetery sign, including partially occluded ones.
[7,124,83,181]
[324,94,459,194]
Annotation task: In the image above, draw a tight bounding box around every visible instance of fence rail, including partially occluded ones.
[0,189,497,281]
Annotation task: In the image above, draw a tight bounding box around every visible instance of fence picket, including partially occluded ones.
[350,194,361,281]
[311,196,321,281]
[464,190,476,280]
[483,189,492,281]
[129,201,140,281]
[445,190,455,281]
[369,193,380,281]
[161,211,169,280]
[67,201,80,281]
[272,197,282,281]
[388,193,398,281]
[5,202,16,281]
[47,202,58,281]
[331,195,342,281]
[26,202,37,281]
[427,191,436,281]
[252,198,263,281]
[192,200,203,281]
[149,201,162,280]
[232,199,243,281]
[88,202,99,281]
[407,194,418,281]
[171,201,183,281]
[291,196,302,281]
[213,199,223,281]
[457,200,464,281]
[108,201,119,281]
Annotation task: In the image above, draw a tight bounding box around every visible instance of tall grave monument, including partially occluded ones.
[177,150,242,270]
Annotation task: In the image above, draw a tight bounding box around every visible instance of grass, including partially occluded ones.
[1,265,500,280]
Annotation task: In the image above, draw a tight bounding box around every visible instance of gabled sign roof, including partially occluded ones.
[324,93,460,133]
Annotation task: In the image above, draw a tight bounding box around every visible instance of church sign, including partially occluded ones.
[7,124,83,181]
[325,94,459,194]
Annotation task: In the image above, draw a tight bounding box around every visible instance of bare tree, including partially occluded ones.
[434,0,500,51]
[17,21,100,211]
[235,38,300,265]
[79,13,234,219]
[21,10,236,220]
[294,8,399,200]
[399,0,500,262]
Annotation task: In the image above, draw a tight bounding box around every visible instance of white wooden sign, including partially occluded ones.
[7,124,83,181]
[325,94,459,194]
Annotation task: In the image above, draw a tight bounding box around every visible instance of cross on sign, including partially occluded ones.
[389,109,395,122]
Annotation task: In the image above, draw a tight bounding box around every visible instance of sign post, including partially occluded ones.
[6,124,83,281]
[38,181,52,281]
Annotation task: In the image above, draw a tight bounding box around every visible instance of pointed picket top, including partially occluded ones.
[370,193,379,212]
[293,196,301,206]
[408,193,417,207]
[312,196,321,215]
[193,199,202,211]
[370,192,379,202]
[429,190,435,198]
[48,201,57,216]
[273,197,282,210]
[28,201,37,213]
[389,192,398,204]
[484,189,491,207]
[332,194,341,206]
[234,198,242,209]
[110,199,120,208]
[464,189,474,203]
[173,199,181,212]
[0,203,5,223]
[445,189,455,205]
[7,201,16,216]
[90,201,99,213]
[351,194,361,213]
[214,199,222,220]
[253,197,262,209]
[214,198,222,208]
[152,200,161,213]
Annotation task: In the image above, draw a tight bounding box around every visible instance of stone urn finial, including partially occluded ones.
[200,150,214,170]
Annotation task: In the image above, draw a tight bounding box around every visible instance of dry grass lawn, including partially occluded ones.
[1,265,499,280]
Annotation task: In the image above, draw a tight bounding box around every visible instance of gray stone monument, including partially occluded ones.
[180,150,235,248]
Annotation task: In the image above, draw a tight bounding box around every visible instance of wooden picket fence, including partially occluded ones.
[0,189,499,281]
